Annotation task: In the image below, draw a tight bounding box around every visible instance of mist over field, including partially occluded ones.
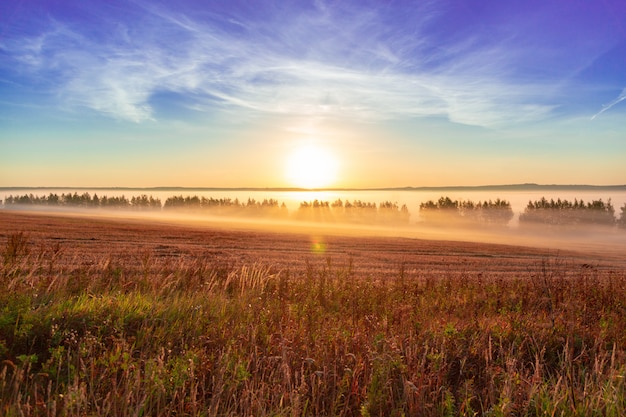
[3,194,625,265]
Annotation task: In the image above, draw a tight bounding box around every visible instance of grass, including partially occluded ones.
[1,230,626,416]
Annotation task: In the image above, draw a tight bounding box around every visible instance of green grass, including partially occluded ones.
[1,233,625,416]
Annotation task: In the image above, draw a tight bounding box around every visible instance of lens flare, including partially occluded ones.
[310,237,327,254]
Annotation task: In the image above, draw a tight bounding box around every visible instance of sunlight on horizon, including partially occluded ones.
[285,143,339,189]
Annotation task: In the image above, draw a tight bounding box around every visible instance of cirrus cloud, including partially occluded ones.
[0,1,577,127]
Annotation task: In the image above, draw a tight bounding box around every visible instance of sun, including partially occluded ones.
[286,144,339,189]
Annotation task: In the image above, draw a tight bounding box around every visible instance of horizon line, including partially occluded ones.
[2,183,626,192]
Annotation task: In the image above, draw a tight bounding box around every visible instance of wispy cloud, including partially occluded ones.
[591,87,626,120]
[1,2,556,127]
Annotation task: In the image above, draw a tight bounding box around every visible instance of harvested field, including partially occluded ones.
[0,210,621,279]
[1,210,626,416]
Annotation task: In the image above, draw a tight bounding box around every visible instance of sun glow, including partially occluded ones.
[286,144,339,189]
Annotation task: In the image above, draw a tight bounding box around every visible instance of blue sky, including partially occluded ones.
[1,0,625,187]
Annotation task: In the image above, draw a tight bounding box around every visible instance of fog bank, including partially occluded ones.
[4,206,625,266]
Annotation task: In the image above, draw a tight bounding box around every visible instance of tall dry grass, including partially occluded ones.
[1,232,625,416]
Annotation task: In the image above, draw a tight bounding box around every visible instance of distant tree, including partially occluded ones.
[478,199,514,226]
[331,199,343,209]
[378,201,410,224]
[519,197,616,226]
[458,200,479,223]
[420,196,513,227]
[163,194,288,217]
[130,194,161,210]
[164,195,186,209]
[280,202,289,217]
[46,193,60,205]
[419,197,460,225]
[149,196,162,209]
[618,203,626,229]
[295,198,409,224]
[105,195,130,208]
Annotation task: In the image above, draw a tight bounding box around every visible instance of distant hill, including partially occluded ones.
[386,184,626,192]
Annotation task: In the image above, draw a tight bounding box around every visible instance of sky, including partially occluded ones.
[1,0,625,188]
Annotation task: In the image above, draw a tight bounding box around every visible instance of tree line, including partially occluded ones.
[162,196,289,217]
[419,197,514,226]
[419,196,625,228]
[519,197,617,226]
[296,199,410,224]
[1,192,161,209]
[3,192,626,228]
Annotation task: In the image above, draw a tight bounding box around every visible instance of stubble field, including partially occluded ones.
[1,210,625,416]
